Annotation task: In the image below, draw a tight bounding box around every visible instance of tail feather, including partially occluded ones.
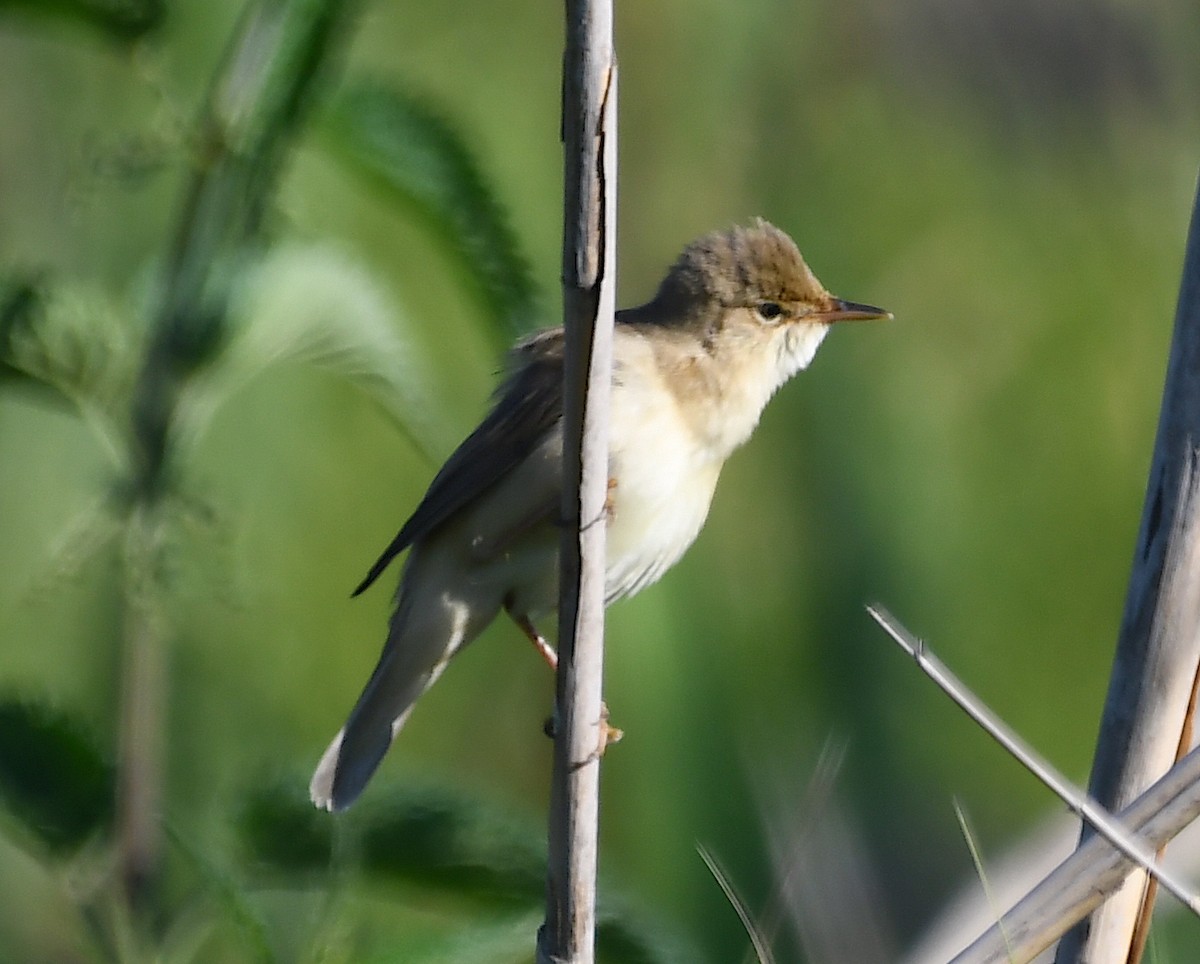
[309,729,347,811]
[310,576,490,811]
[309,641,448,811]
[309,707,413,812]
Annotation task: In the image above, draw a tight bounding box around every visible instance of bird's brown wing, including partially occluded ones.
[352,329,566,597]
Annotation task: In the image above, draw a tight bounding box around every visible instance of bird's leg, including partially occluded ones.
[505,602,622,753]
[506,606,558,670]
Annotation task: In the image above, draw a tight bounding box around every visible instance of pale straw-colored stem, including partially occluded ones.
[537,1,617,961]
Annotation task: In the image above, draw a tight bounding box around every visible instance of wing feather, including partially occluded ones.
[352,329,565,596]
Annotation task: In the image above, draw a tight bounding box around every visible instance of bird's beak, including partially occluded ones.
[815,298,892,324]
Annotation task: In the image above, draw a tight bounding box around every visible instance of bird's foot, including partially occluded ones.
[542,700,624,756]
[598,700,624,754]
[604,476,617,520]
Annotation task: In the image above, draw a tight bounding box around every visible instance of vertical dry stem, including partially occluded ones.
[537,0,616,960]
[1055,172,1200,962]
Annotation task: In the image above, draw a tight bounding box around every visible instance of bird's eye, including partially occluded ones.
[755,301,784,323]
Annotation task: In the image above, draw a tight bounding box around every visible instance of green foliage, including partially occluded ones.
[5,0,1200,959]
[239,780,688,963]
[596,913,689,964]
[0,700,113,854]
[1,280,139,454]
[0,279,44,389]
[238,780,334,874]
[319,84,541,347]
[0,1,624,961]
[0,0,163,39]
[358,784,545,905]
[240,780,545,904]
[179,243,444,465]
[131,0,362,501]
[165,823,277,964]
[368,910,543,964]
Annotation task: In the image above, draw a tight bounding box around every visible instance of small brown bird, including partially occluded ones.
[311,219,889,811]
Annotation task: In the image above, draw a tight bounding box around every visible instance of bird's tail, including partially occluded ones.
[310,584,486,812]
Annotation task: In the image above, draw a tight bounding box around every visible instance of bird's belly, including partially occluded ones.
[603,427,721,604]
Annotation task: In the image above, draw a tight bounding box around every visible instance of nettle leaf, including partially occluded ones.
[358,783,545,908]
[178,242,444,463]
[241,777,543,905]
[238,780,689,962]
[1,279,139,465]
[362,910,542,964]
[164,822,276,964]
[1,279,41,384]
[319,83,541,347]
[355,785,689,961]
[0,700,114,854]
[237,780,333,874]
[0,0,163,40]
[596,907,695,964]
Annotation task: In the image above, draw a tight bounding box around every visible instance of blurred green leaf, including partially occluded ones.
[238,782,544,907]
[237,780,333,874]
[596,906,694,964]
[358,783,545,908]
[240,778,544,904]
[319,83,541,347]
[0,279,41,387]
[131,0,359,501]
[0,0,163,40]
[0,699,113,855]
[362,910,541,964]
[178,242,445,463]
[164,823,276,964]
[0,278,77,412]
[238,781,689,962]
[1,280,139,466]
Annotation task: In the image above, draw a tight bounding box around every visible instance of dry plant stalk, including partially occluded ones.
[1055,170,1200,964]
[537,0,617,960]
[869,607,1200,962]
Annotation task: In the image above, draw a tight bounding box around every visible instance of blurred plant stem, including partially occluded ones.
[118,0,359,916]
[116,505,168,910]
[131,0,357,498]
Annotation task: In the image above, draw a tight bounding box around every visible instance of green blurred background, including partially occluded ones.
[2,0,1200,960]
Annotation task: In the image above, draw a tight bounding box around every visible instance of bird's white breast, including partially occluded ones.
[598,320,830,603]
[603,334,724,603]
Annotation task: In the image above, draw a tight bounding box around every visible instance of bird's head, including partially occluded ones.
[638,218,890,393]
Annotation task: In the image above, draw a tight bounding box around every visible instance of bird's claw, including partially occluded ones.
[542,700,623,757]
[598,701,623,755]
[604,476,618,520]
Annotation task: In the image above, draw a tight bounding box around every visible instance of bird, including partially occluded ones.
[310,218,889,811]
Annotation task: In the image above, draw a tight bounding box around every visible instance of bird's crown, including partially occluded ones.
[652,218,826,312]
